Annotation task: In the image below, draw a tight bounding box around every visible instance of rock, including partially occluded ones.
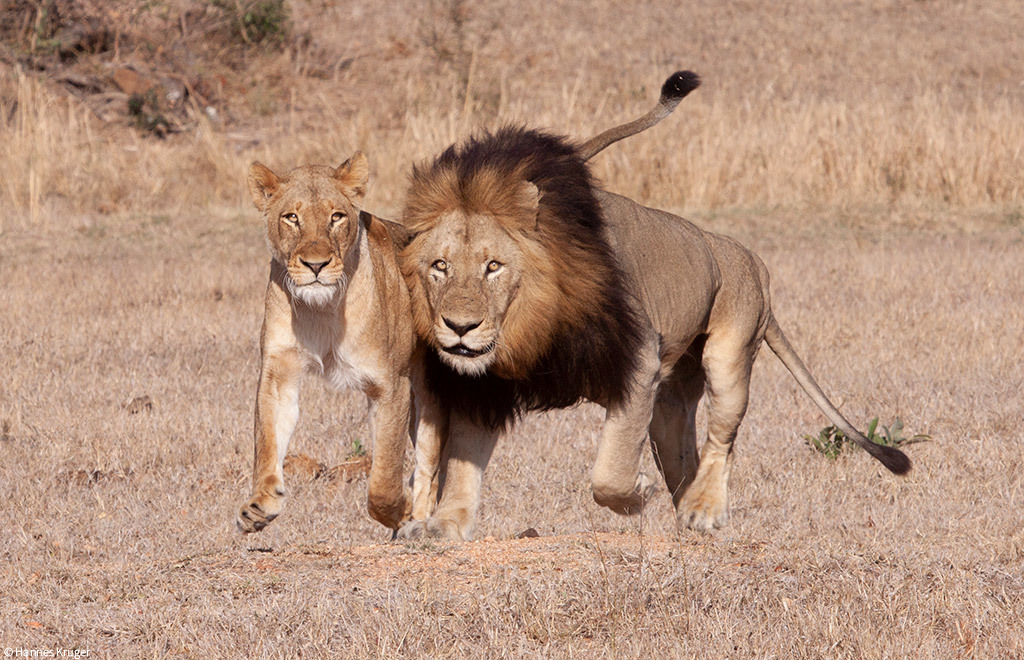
[283,453,326,481]
[123,395,153,415]
[113,68,157,96]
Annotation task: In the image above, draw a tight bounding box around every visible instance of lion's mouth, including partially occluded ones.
[442,341,495,358]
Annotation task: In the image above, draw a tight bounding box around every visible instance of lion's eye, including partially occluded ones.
[432,259,448,273]
[331,211,346,224]
[486,260,503,273]
[282,212,299,226]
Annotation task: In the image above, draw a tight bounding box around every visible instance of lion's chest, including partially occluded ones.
[322,346,377,392]
[293,312,381,394]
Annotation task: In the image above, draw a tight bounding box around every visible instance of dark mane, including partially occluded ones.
[413,126,645,430]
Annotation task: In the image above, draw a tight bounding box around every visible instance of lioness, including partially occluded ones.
[397,86,911,540]
[237,154,418,533]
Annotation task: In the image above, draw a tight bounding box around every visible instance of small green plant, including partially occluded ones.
[347,438,367,459]
[804,424,846,460]
[804,417,930,460]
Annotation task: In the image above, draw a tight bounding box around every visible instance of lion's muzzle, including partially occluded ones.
[442,341,495,358]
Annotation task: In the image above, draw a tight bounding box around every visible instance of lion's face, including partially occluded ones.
[403,179,566,380]
[248,155,369,307]
[407,211,526,376]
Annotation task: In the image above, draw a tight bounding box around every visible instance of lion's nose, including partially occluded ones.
[443,317,481,336]
[301,259,330,276]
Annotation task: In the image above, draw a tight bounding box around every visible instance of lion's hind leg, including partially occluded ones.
[676,331,756,532]
[649,365,704,511]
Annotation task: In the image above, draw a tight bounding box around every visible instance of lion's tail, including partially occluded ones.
[763,314,912,475]
[578,70,701,161]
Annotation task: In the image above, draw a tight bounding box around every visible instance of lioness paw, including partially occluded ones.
[367,486,412,530]
[237,491,285,534]
[395,517,464,542]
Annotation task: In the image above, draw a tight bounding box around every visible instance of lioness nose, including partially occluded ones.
[301,259,330,276]
[443,317,481,336]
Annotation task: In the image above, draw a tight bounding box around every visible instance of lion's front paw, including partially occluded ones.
[592,470,659,515]
[395,517,464,542]
[237,489,285,534]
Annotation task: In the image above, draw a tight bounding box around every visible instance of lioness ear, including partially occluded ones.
[513,181,541,229]
[248,161,280,211]
[335,151,370,200]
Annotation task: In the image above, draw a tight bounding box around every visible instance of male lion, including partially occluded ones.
[397,81,911,540]
[237,153,420,533]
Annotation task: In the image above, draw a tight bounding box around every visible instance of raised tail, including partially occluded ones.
[763,315,911,474]
[578,70,701,161]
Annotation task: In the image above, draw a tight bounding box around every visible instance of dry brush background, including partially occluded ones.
[1,0,1022,657]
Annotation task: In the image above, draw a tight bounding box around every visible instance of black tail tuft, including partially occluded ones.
[660,70,701,101]
[875,445,912,475]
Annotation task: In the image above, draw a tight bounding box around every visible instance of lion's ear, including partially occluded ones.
[248,162,280,211]
[512,181,541,230]
[335,151,370,200]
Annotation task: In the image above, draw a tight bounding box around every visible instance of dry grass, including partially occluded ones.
[1,214,1022,657]
[2,0,1023,231]
[2,0,1024,657]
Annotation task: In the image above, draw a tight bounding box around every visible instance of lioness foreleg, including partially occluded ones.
[238,347,302,533]
[366,379,413,530]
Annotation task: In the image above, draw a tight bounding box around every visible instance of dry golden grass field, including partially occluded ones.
[1,0,1023,657]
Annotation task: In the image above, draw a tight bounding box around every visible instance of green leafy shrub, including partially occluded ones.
[804,417,930,460]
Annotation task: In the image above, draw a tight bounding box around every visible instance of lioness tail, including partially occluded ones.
[764,315,912,474]
[578,70,701,161]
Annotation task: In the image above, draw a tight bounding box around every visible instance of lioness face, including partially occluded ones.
[248,155,369,307]
[410,211,525,377]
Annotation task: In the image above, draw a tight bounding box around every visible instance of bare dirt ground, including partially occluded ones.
[1,0,1023,657]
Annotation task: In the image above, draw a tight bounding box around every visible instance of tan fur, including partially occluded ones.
[237,154,421,533]
[398,183,910,539]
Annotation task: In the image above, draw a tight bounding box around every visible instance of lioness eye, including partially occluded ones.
[432,259,448,272]
[282,212,298,225]
[487,260,502,273]
[331,211,346,224]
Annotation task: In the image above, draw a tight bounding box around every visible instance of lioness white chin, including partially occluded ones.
[396,71,911,541]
